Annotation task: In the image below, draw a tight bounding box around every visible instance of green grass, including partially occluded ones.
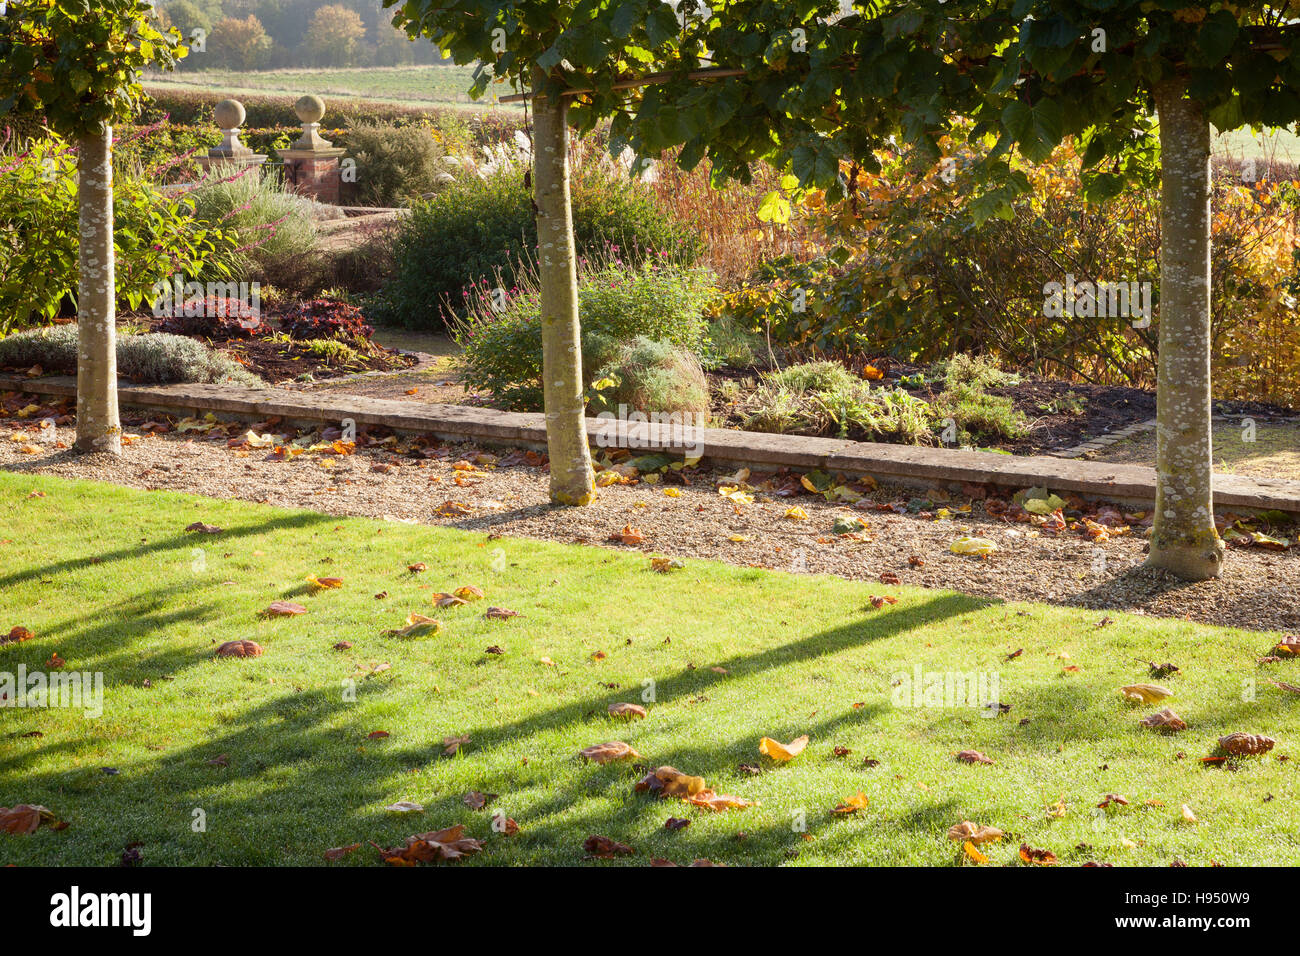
[144,64,523,112]
[1,471,1296,867]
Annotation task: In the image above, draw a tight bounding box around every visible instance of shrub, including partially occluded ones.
[588,337,710,416]
[182,163,320,291]
[702,315,765,369]
[741,360,932,443]
[0,135,239,332]
[340,124,452,207]
[932,383,1029,445]
[933,353,1022,391]
[156,296,265,340]
[455,261,714,410]
[373,166,702,329]
[0,325,264,387]
[283,299,374,341]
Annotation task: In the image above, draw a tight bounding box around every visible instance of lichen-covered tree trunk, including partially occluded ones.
[1147,81,1223,580]
[74,126,122,456]
[531,68,595,505]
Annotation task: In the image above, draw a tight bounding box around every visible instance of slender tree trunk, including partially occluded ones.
[1147,81,1223,580]
[74,126,122,456]
[531,67,595,505]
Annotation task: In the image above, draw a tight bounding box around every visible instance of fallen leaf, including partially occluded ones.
[1218,732,1275,756]
[1140,708,1187,732]
[635,766,707,797]
[956,750,995,765]
[1180,804,1197,825]
[580,741,642,764]
[324,843,362,861]
[963,841,988,864]
[1120,683,1173,703]
[1097,793,1130,809]
[947,821,1003,844]
[1018,843,1057,865]
[215,640,263,658]
[664,817,691,831]
[265,601,307,617]
[463,791,497,811]
[759,735,809,761]
[442,734,470,756]
[832,792,868,814]
[383,801,425,813]
[374,825,482,864]
[686,790,757,812]
[950,536,997,557]
[306,575,344,590]
[385,613,442,638]
[609,702,647,720]
[367,730,390,740]
[184,522,223,534]
[583,834,633,859]
[430,593,467,607]
[483,607,519,620]
[2,625,34,646]
[0,804,60,835]
[454,585,485,602]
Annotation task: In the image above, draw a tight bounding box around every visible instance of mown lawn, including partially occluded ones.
[0,471,1296,867]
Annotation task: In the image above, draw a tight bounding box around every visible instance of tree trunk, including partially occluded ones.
[531,68,595,505]
[74,126,122,456]
[1146,81,1222,580]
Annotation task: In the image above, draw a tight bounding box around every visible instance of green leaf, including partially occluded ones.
[1001,98,1063,163]
[1197,10,1239,64]
[68,68,92,95]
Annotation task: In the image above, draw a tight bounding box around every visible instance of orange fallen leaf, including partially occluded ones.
[374,825,482,864]
[265,601,307,617]
[609,702,647,720]
[832,792,868,814]
[324,842,362,861]
[580,741,642,764]
[759,734,809,762]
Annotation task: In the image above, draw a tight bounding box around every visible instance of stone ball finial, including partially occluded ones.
[294,95,326,125]
[214,98,246,130]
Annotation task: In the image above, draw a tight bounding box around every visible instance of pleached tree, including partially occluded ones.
[0,0,184,454]
[391,0,1300,577]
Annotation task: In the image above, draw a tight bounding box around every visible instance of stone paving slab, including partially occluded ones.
[4,374,1299,514]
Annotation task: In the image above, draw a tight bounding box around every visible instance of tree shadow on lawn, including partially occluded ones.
[2,595,981,865]
[0,503,337,592]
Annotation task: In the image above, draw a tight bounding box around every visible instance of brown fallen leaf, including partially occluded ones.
[635,766,707,798]
[407,563,427,573]
[367,730,390,739]
[184,522,223,534]
[609,702,647,720]
[324,842,362,861]
[215,640,263,659]
[879,571,901,585]
[583,834,633,859]
[867,594,898,609]
[374,825,483,865]
[1018,843,1058,865]
[0,804,59,835]
[947,821,1004,845]
[1275,636,1300,656]
[956,750,995,765]
[332,640,353,651]
[759,734,809,761]
[610,525,646,546]
[2,625,34,646]
[265,601,307,617]
[442,734,470,756]
[454,585,485,602]
[1097,793,1130,809]
[306,575,344,590]
[463,791,497,811]
[1140,708,1187,732]
[1270,679,1300,695]
[664,817,691,831]
[483,607,519,620]
[1218,732,1275,756]
[580,741,642,764]
[430,592,468,608]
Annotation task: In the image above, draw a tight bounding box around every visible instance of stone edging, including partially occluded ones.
[3,373,1299,515]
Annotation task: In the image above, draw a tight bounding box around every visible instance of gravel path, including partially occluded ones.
[2,409,1297,636]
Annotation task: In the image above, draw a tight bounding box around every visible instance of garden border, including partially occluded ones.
[4,373,1299,515]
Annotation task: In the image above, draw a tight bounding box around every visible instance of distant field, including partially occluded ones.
[144,64,523,112]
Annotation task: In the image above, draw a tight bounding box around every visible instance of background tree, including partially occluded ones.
[0,0,184,455]
[306,4,367,67]
[209,14,273,71]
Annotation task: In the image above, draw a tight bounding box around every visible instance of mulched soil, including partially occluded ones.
[3,392,1298,638]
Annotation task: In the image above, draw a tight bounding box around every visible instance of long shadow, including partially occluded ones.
[0,507,336,591]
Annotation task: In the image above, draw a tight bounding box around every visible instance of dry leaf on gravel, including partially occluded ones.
[583,834,633,859]
[947,821,1003,844]
[609,702,647,720]
[635,766,707,797]
[1140,708,1187,732]
[374,825,482,865]
[215,640,262,658]
[580,741,642,764]
[610,524,646,545]
[759,734,809,762]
